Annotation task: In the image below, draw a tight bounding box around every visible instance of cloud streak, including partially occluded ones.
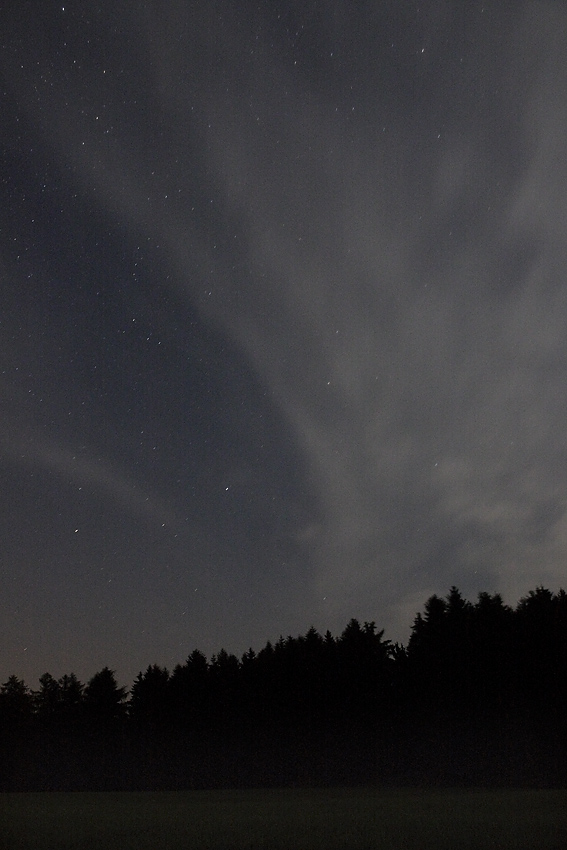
[0,415,181,530]
[191,3,567,628]
[3,1,567,647]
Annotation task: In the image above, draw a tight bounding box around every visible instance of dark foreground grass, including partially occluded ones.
[2,786,567,850]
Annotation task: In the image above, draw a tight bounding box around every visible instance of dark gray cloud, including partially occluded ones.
[2,1,567,684]
[158,1,567,628]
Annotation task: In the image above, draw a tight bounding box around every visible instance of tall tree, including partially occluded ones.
[129,665,170,727]
[34,673,62,721]
[84,668,127,726]
[0,676,33,725]
[169,649,209,729]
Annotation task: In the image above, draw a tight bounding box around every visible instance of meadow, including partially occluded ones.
[2,786,567,850]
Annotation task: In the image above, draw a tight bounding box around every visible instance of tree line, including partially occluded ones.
[1,586,566,790]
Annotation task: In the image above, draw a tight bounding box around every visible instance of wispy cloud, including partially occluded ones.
[4,2,567,646]
[0,425,179,529]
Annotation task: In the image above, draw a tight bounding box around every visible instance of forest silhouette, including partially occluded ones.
[1,586,566,790]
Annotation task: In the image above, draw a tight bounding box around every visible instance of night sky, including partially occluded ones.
[2,2,567,688]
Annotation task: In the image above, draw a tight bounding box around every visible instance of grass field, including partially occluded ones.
[2,786,567,849]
